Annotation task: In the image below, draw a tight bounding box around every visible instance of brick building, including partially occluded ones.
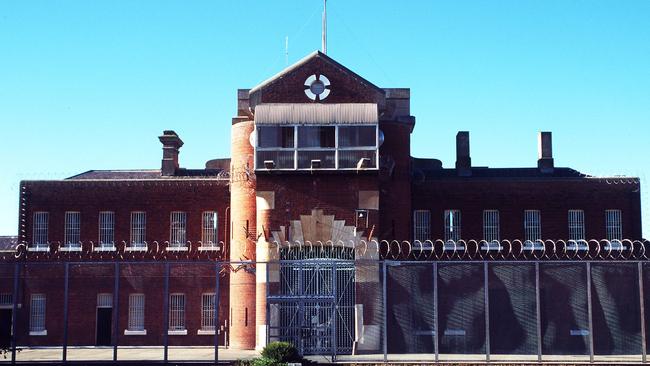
[0,51,643,355]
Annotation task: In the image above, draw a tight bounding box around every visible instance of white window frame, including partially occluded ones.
[32,212,49,249]
[568,210,585,241]
[483,210,500,243]
[198,293,216,335]
[524,210,542,245]
[64,211,81,249]
[444,210,461,242]
[606,209,623,241]
[254,124,379,171]
[30,294,46,336]
[168,293,187,335]
[169,212,187,249]
[201,211,219,248]
[98,211,115,249]
[125,293,146,335]
[129,211,147,249]
[413,210,431,242]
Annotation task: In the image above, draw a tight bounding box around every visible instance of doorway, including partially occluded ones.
[0,309,12,348]
[96,293,113,346]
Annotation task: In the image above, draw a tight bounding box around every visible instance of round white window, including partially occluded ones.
[304,74,331,101]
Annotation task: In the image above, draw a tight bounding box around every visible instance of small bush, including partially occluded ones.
[260,341,300,363]
[253,357,287,366]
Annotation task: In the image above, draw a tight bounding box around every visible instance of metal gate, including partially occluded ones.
[268,247,355,355]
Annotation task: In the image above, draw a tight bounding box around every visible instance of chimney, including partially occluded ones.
[159,130,184,176]
[537,131,554,173]
[455,131,471,177]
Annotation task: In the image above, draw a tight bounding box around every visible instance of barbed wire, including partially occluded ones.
[2,238,650,263]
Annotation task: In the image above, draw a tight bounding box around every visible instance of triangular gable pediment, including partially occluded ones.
[249,51,385,109]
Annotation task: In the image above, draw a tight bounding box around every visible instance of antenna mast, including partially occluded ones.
[322,0,327,54]
[285,36,289,65]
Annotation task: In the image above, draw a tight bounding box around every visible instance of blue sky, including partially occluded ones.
[1,0,649,237]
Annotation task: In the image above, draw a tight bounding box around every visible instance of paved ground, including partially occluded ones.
[2,347,646,364]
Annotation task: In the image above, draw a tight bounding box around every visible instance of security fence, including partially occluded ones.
[0,239,650,364]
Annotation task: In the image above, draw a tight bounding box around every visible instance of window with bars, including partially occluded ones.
[128,294,145,331]
[170,212,187,246]
[64,212,81,247]
[130,212,146,247]
[201,293,216,331]
[98,211,115,247]
[33,212,49,246]
[606,209,623,241]
[30,294,46,333]
[0,293,12,308]
[413,210,431,242]
[483,210,500,242]
[169,293,186,331]
[201,212,218,246]
[524,210,541,242]
[444,210,461,242]
[568,210,585,241]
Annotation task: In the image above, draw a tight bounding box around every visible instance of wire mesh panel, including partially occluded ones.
[386,263,435,354]
[437,263,485,356]
[540,263,589,356]
[591,263,642,358]
[488,263,537,357]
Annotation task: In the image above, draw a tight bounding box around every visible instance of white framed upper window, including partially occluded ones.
[169,293,186,332]
[32,212,49,246]
[130,212,146,247]
[128,294,145,332]
[605,209,623,241]
[201,212,218,247]
[524,210,541,242]
[98,211,115,247]
[170,212,187,246]
[483,210,500,242]
[201,293,216,331]
[64,212,81,247]
[568,210,585,241]
[444,210,461,242]
[30,294,46,334]
[413,210,431,242]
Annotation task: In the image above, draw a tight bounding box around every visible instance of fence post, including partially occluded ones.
[382,261,387,363]
[62,263,69,364]
[163,263,170,363]
[11,263,20,365]
[535,262,542,363]
[587,262,594,363]
[113,262,119,362]
[484,262,490,363]
[214,262,221,365]
[639,262,646,363]
[331,261,337,362]
[433,262,439,363]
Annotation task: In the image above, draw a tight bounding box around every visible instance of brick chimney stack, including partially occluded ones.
[159,130,184,176]
[456,131,471,177]
[537,131,554,174]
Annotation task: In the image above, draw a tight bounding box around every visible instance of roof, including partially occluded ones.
[419,167,590,180]
[66,169,225,180]
[255,103,378,125]
[249,50,385,95]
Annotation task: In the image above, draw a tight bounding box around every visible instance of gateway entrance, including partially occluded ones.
[268,247,355,355]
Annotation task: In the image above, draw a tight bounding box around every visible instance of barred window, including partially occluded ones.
[524,210,541,242]
[606,209,623,241]
[444,210,461,242]
[0,293,12,307]
[33,212,49,246]
[98,211,115,247]
[413,210,431,242]
[170,212,187,246]
[64,212,81,246]
[483,210,500,242]
[128,294,145,331]
[30,294,46,333]
[201,293,216,331]
[169,293,186,331]
[201,212,218,246]
[130,212,146,247]
[568,210,585,241]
